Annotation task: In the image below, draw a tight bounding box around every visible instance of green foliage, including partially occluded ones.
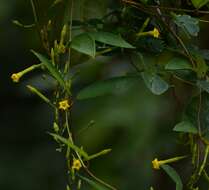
[71,33,96,57]
[173,14,199,37]
[191,0,209,8]
[161,164,183,190]
[89,32,135,48]
[165,57,193,70]
[12,0,209,189]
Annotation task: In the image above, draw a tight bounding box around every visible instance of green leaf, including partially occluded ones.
[141,72,169,95]
[31,50,69,93]
[89,32,135,48]
[197,80,209,93]
[78,175,109,190]
[173,14,199,37]
[191,0,209,8]
[173,121,198,134]
[71,33,96,57]
[165,57,193,70]
[193,54,208,78]
[77,76,139,100]
[185,93,209,136]
[50,133,89,159]
[161,164,183,190]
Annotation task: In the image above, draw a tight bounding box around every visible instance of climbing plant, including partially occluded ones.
[11,0,209,189]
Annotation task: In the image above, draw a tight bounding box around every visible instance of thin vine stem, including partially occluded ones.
[30,0,43,49]
[197,89,202,135]
[30,0,38,24]
[64,0,74,74]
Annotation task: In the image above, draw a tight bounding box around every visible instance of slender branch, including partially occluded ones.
[197,89,202,135]
[30,0,38,24]
[122,0,155,16]
[123,0,209,15]
[30,0,50,53]
[30,0,42,44]
[84,167,118,190]
[172,74,195,86]
[148,5,209,14]
[64,0,74,74]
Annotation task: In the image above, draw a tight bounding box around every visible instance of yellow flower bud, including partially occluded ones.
[11,64,41,83]
[11,73,22,83]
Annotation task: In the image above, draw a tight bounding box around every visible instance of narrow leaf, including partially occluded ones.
[87,149,111,161]
[161,164,183,190]
[27,85,54,107]
[50,133,89,159]
[31,50,69,93]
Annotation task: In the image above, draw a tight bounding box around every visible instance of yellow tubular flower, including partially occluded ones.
[152,158,161,170]
[137,27,160,38]
[152,155,187,170]
[11,73,22,83]
[72,159,82,171]
[11,64,42,83]
[152,28,160,38]
[58,99,70,110]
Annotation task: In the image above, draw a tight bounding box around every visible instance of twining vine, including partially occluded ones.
[11,0,209,189]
